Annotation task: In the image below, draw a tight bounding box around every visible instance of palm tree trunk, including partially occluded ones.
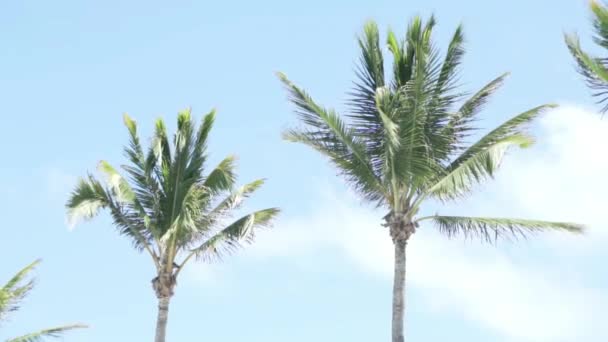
[392,239,407,342]
[155,296,171,342]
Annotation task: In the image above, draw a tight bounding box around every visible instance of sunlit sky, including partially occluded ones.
[1,1,607,341]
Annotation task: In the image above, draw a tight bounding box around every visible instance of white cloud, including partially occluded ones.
[498,104,608,240]
[241,105,608,341]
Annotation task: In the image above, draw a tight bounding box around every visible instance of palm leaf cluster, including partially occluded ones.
[66,109,279,283]
[280,16,583,240]
[0,260,86,342]
[566,0,608,113]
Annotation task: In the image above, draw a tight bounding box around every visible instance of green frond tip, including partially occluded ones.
[155,118,168,136]
[195,108,216,147]
[203,108,217,124]
[386,29,400,57]
[422,215,584,242]
[177,107,192,121]
[591,0,608,24]
[363,20,379,36]
[276,72,295,92]
[241,178,266,194]
[97,160,135,203]
[122,113,137,136]
[545,103,559,110]
[517,135,535,149]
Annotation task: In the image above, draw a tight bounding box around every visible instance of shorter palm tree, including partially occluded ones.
[565,0,608,113]
[1,260,86,342]
[66,109,279,342]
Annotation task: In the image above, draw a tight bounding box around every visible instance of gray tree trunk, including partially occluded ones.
[155,296,171,342]
[392,239,407,342]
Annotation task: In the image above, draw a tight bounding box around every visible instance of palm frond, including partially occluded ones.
[390,15,436,88]
[449,104,555,171]
[162,185,207,247]
[7,324,88,342]
[0,260,40,319]
[374,87,401,165]
[348,20,385,133]
[392,82,446,200]
[122,113,145,170]
[391,15,451,194]
[348,21,388,175]
[435,24,465,95]
[204,155,237,196]
[278,72,387,203]
[591,0,608,49]
[421,215,584,242]
[207,179,266,221]
[564,1,608,112]
[97,160,158,240]
[565,33,608,113]
[443,73,509,151]
[66,173,149,242]
[152,118,172,175]
[193,109,215,157]
[161,110,219,245]
[184,109,215,183]
[188,208,280,263]
[426,24,466,148]
[161,109,196,226]
[426,134,532,202]
[97,161,136,203]
[67,165,159,262]
[169,179,269,257]
[120,114,163,229]
[65,176,110,229]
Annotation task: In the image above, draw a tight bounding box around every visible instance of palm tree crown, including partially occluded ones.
[280,16,583,342]
[1,260,86,342]
[281,16,581,238]
[68,108,279,280]
[566,0,608,113]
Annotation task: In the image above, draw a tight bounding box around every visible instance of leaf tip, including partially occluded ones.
[276,71,290,84]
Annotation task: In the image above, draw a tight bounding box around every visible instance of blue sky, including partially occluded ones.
[1,0,606,341]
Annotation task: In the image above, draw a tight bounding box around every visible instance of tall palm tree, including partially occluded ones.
[565,0,608,112]
[1,259,86,342]
[66,109,279,342]
[279,16,583,342]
